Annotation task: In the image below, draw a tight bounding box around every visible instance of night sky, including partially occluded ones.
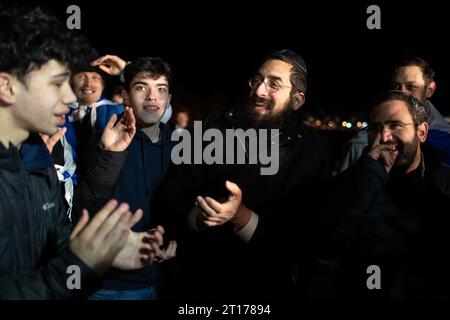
[8,0,450,119]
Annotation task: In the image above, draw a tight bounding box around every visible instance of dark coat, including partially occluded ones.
[0,135,98,299]
[74,123,174,291]
[157,109,331,299]
[330,145,450,299]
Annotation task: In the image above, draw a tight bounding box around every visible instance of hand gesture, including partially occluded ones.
[368,132,398,173]
[101,107,136,152]
[112,229,157,270]
[69,199,139,275]
[40,127,67,153]
[90,55,127,76]
[196,181,251,229]
[157,240,177,262]
[149,226,177,263]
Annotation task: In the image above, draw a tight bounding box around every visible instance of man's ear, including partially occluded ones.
[292,92,305,110]
[0,73,15,106]
[417,121,428,143]
[426,81,436,99]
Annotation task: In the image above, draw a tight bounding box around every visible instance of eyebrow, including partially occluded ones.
[257,73,284,82]
[405,82,420,85]
[52,71,71,79]
[370,119,409,125]
[394,80,420,85]
[132,81,168,87]
[132,81,148,87]
[267,75,283,82]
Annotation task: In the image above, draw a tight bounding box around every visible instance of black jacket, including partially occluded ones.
[74,124,173,291]
[0,135,98,299]
[157,109,331,299]
[330,145,450,299]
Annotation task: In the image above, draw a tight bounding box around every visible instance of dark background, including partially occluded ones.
[7,0,450,119]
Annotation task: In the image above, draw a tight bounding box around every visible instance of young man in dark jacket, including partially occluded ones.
[0,5,162,299]
[75,56,177,299]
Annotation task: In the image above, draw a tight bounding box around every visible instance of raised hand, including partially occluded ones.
[112,228,157,270]
[90,55,127,76]
[196,181,251,229]
[156,240,177,263]
[40,127,67,153]
[148,225,177,263]
[101,106,136,152]
[69,199,138,275]
[368,132,398,173]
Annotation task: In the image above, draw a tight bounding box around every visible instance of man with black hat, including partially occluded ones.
[43,47,111,216]
[156,49,332,299]
[67,49,114,179]
[70,60,111,125]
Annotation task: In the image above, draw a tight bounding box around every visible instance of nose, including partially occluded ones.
[83,76,92,87]
[63,84,77,105]
[254,81,269,97]
[145,88,157,101]
[380,127,393,142]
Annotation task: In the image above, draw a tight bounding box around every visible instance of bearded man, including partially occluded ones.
[156,49,332,299]
[330,90,450,299]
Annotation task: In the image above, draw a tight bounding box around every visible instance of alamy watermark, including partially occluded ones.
[66,265,81,290]
[66,5,81,30]
[171,121,280,176]
[366,5,381,30]
[66,5,381,31]
[366,264,381,290]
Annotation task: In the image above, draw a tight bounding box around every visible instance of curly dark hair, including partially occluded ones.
[0,5,82,85]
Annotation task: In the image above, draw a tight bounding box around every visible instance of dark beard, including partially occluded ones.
[241,96,295,129]
[391,134,420,171]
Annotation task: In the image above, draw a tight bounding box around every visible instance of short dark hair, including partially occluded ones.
[392,54,435,85]
[0,5,80,85]
[123,57,172,91]
[370,90,430,125]
[263,49,307,93]
[111,85,125,96]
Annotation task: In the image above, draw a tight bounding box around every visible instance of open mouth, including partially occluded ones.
[54,113,66,124]
[143,105,160,111]
[384,143,400,152]
[81,88,95,95]
[253,102,269,112]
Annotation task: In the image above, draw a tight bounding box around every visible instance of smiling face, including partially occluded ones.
[391,66,435,104]
[248,59,294,119]
[123,72,171,128]
[71,71,104,106]
[11,59,76,136]
[244,59,305,127]
[368,99,427,171]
